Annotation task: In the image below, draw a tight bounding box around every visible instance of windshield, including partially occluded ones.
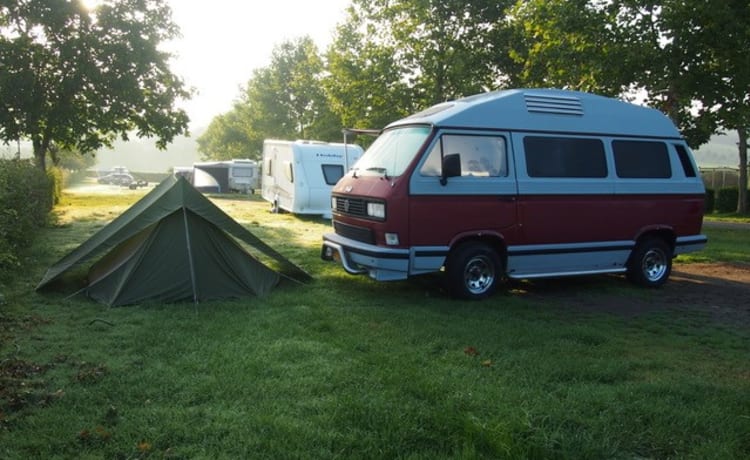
[352,126,432,178]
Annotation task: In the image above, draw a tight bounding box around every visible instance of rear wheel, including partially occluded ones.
[627,237,672,287]
[446,242,503,300]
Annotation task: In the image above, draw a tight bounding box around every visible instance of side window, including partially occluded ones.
[284,161,294,183]
[420,134,507,177]
[674,144,697,177]
[524,137,607,178]
[613,140,671,178]
[264,158,272,176]
[321,164,345,185]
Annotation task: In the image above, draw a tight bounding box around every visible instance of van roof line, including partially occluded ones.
[388,89,680,139]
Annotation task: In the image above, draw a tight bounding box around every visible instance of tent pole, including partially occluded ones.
[182,207,199,306]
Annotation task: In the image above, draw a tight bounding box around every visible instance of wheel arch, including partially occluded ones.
[448,232,508,269]
[632,227,677,256]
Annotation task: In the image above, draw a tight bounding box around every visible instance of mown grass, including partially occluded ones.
[679,226,750,264]
[704,213,750,224]
[1,189,748,459]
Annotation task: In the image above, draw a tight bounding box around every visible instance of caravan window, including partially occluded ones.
[420,134,508,177]
[524,136,607,178]
[322,164,345,185]
[233,167,254,178]
[284,161,294,183]
[613,140,671,178]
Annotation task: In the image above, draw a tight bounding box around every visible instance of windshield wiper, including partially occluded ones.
[365,167,389,179]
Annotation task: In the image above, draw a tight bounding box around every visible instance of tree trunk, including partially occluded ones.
[738,128,748,214]
[32,138,47,171]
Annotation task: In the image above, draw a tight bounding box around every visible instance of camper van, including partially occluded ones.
[321,89,707,299]
[262,139,364,218]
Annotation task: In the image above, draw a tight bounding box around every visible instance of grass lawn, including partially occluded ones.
[1,189,748,459]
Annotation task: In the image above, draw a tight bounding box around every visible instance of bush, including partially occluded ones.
[716,187,739,212]
[0,160,56,278]
[704,188,715,214]
[715,188,739,213]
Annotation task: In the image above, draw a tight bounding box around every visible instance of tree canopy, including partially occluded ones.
[0,0,191,170]
[197,37,338,160]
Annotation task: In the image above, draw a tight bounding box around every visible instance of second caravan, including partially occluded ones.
[261,140,364,218]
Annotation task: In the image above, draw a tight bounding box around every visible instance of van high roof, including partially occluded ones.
[387,88,682,139]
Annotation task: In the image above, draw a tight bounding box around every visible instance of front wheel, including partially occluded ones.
[627,237,672,287]
[445,243,503,300]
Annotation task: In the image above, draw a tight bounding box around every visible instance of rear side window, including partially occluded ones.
[613,140,671,178]
[674,144,697,177]
[321,164,345,185]
[524,137,607,178]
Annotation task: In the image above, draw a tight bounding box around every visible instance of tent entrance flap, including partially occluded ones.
[182,206,199,304]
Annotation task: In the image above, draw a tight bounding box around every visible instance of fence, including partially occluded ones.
[700,167,748,190]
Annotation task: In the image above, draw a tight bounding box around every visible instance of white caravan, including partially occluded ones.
[227,159,260,194]
[262,139,364,218]
[187,159,260,194]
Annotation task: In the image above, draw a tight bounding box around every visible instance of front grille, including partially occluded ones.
[333,196,367,217]
[334,221,375,244]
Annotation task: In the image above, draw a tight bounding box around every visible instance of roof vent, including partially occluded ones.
[525,93,584,116]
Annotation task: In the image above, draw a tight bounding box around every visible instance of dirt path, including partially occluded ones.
[664,262,750,326]
[512,262,750,328]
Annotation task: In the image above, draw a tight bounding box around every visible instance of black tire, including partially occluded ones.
[446,242,503,300]
[627,237,672,287]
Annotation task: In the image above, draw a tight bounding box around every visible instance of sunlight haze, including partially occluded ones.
[167,0,350,129]
[93,0,351,173]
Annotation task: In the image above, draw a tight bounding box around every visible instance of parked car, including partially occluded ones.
[128,180,149,189]
[98,173,134,186]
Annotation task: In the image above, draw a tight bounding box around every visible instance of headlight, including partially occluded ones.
[331,197,337,210]
[367,202,386,219]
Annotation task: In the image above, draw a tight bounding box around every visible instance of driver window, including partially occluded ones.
[420,134,507,177]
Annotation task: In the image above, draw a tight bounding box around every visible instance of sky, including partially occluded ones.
[165,0,351,130]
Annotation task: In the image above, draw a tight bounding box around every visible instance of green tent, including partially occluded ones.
[37,176,311,306]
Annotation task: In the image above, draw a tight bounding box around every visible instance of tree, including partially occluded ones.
[198,37,340,159]
[242,37,340,152]
[0,0,191,171]
[324,7,414,131]
[49,143,96,171]
[658,0,750,213]
[507,0,625,95]
[196,108,257,161]
[327,0,516,123]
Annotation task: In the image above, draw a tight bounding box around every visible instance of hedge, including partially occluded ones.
[0,160,58,279]
[715,187,739,213]
[704,188,715,214]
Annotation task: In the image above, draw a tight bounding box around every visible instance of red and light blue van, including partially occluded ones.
[321,89,707,299]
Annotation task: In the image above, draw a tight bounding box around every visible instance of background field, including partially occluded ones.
[1,186,748,459]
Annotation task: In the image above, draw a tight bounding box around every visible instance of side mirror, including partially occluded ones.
[440,153,461,185]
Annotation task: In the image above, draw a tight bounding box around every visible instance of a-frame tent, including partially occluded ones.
[36,176,311,306]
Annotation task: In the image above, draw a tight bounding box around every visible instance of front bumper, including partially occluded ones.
[321,232,410,281]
